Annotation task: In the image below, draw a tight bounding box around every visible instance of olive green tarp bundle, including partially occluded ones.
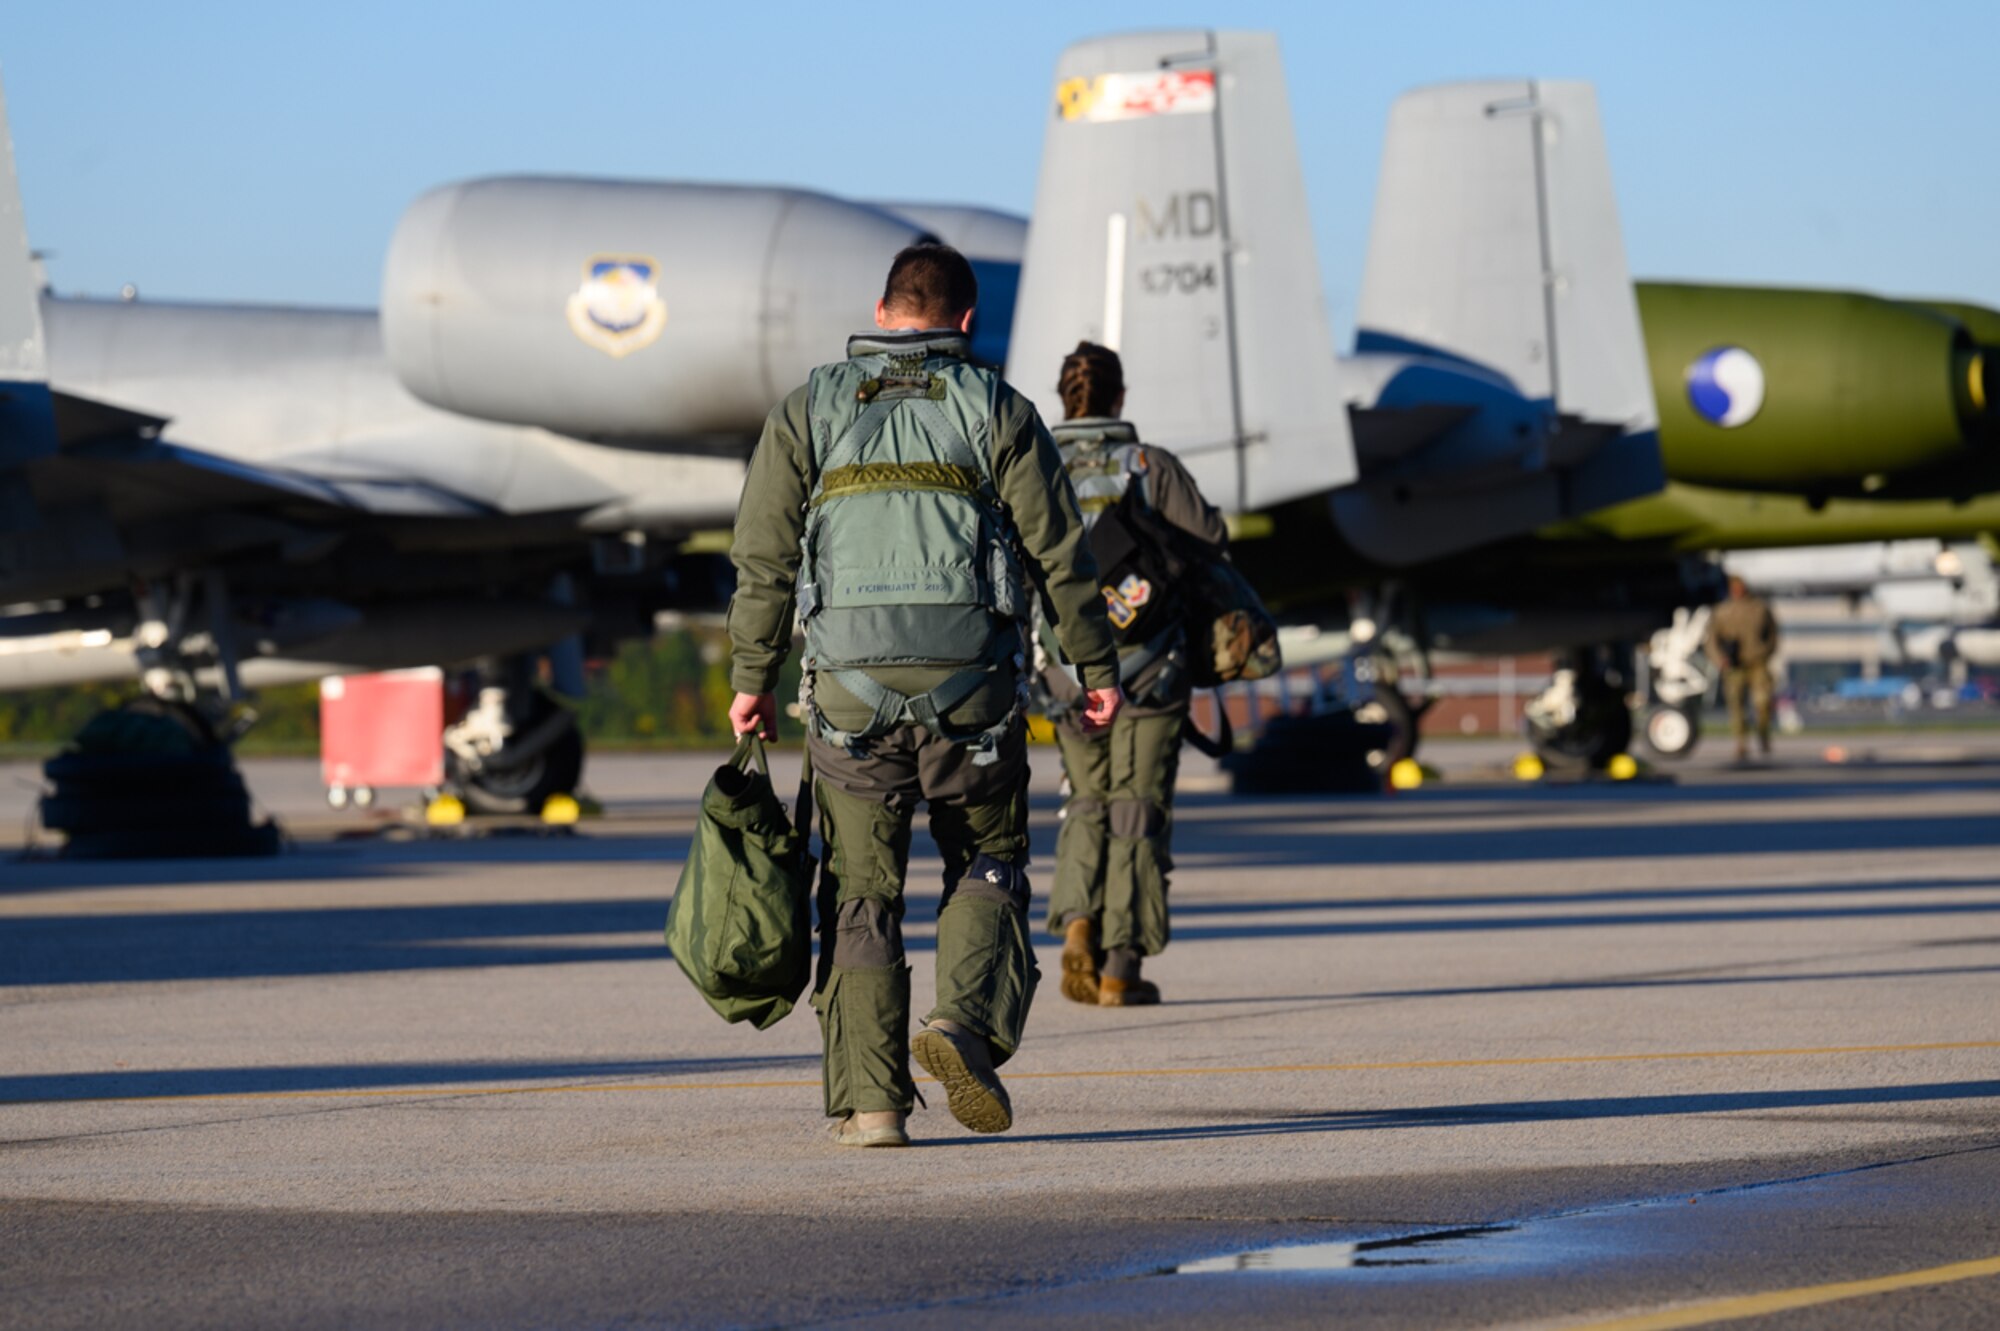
[665,736,815,1030]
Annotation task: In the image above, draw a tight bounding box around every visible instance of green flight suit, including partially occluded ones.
[727,330,1118,1118]
[1039,421,1227,964]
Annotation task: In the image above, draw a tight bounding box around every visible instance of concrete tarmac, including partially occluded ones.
[3,735,1999,1328]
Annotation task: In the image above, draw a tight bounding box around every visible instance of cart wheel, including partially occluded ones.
[327,784,350,810]
[353,785,376,808]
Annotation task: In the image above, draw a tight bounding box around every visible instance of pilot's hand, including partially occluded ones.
[1078,686,1123,735]
[730,692,778,740]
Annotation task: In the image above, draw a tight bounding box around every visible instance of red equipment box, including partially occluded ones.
[319,669,445,805]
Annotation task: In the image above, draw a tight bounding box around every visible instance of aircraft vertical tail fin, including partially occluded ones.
[0,71,56,474]
[1328,80,1665,565]
[1007,31,1355,513]
[1356,80,1659,476]
[0,73,45,385]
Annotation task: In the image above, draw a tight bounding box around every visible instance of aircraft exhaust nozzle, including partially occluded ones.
[381,179,928,446]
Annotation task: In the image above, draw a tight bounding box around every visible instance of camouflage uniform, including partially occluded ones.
[1707,592,1780,756]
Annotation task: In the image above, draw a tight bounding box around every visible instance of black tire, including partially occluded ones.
[446,701,584,816]
[40,791,253,835]
[1226,710,1391,795]
[1528,689,1635,770]
[1641,703,1702,760]
[120,696,224,747]
[61,822,281,861]
[1351,687,1418,772]
[44,748,236,783]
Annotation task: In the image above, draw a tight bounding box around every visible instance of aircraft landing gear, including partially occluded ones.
[1349,633,1428,773]
[442,658,584,816]
[1524,646,1635,771]
[1641,702,1701,759]
[1640,606,1715,760]
[38,575,279,858]
[1225,628,1428,795]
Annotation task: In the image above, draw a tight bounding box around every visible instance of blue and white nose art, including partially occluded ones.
[1685,346,1765,428]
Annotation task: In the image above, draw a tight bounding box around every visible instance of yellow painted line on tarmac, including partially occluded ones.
[1565,1252,2000,1330]
[6,1039,1998,1107]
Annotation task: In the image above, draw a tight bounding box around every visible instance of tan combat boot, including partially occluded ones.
[1060,917,1101,1004]
[1099,948,1161,1006]
[828,1110,909,1148]
[910,1019,1012,1133]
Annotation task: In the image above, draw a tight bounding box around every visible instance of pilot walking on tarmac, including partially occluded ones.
[726,245,1121,1147]
[1706,575,1781,762]
[1038,343,1227,1007]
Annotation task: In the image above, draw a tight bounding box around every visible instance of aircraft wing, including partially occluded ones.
[54,428,497,520]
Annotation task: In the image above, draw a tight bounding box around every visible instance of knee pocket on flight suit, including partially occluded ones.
[1061,795,1107,828]
[1108,798,1168,841]
[828,896,904,969]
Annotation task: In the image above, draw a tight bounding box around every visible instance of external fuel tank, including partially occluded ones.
[381,178,927,449]
[1637,283,1993,493]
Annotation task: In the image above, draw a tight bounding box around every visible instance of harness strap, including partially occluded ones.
[809,637,1023,765]
[816,395,900,487]
[910,397,987,483]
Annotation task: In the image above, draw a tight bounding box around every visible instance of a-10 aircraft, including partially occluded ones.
[0,29,1994,809]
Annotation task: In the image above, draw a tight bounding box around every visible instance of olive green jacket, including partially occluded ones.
[728,337,1119,732]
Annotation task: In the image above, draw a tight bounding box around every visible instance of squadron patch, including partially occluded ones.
[565,255,667,358]
[1102,574,1154,630]
[1056,69,1217,123]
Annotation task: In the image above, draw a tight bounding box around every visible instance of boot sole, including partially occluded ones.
[829,1126,910,1148]
[1099,984,1161,1007]
[1060,943,1100,1005]
[910,1029,1013,1134]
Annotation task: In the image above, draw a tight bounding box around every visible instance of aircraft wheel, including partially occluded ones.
[1527,690,1634,771]
[1642,703,1701,760]
[446,697,584,816]
[39,700,275,858]
[1353,687,1418,772]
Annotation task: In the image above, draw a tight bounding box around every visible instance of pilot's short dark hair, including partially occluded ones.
[882,243,978,325]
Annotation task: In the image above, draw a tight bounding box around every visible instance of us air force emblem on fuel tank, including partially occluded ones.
[1684,345,1765,427]
[565,256,667,358]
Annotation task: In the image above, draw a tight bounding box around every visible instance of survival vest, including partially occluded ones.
[797,332,1028,762]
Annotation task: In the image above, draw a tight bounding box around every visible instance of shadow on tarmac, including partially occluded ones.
[1155,961,2000,1007]
[1,834,696,894]
[997,1079,2000,1146]
[1162,877,2000,917]
[0,1053,818,1103]
[1146,812,2000,867]
[8,878,2000,986]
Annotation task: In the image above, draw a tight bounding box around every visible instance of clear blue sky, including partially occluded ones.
[6,0,1991,341]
